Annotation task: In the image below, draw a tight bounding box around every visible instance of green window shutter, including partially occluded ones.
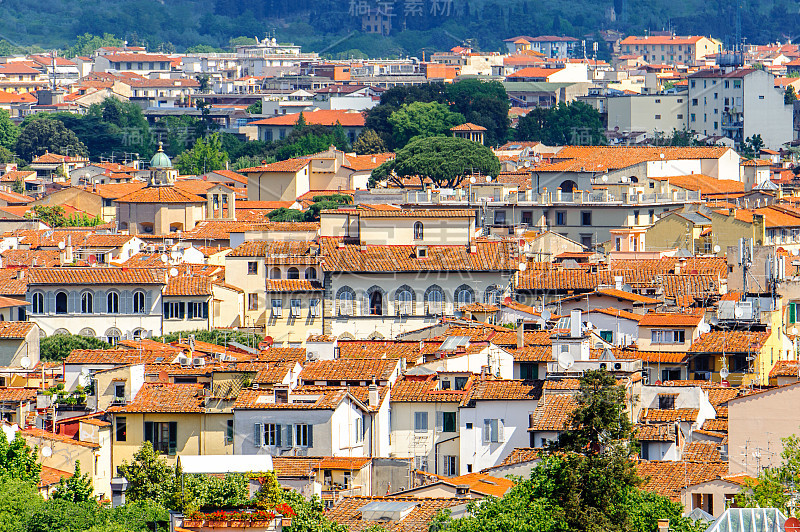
[168,422,178,455]
[144,421,153,445]
[791,303,796,324]
[307,424,313,448]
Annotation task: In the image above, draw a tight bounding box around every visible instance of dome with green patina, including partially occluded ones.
[149,142,172,168]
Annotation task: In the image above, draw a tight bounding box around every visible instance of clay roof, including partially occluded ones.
[115,186,205,204]
[0,387,37,402]
[238,159,310,173]
[638,312,703,327]
[649,174,744,195]
[621,35,707,45]
[530,394,577,431]
[164,276,213,296]
[265,279,323,292]
[27,267,164,285]
[344,153,395,172]
[326,496,465,532]
[636,461,729,501]
[390,376,469,403]
[769,359,800,377]
[417,472,514,497]
[0,322,34,339]
[233,387,348,410]
[589,307,643,321]
[702,418,728,433]
[0,170,36,182]
[90,182,147,199]
[337,340,422,363]
[511,344,551,362]
[108,382,205,413]
[635,423,675,442]
[319,238,516,273]
[688,330,770,353]
[20,428,100,449]
[64,348,167,365]
[249,110,365,127]
[495,447,541,467]
[462,378,543,405]
[39,465,73,488]
[299,359,398,383]
[639,408,699,423]
[683,441,723,462]
[450,122,487,131]
[538,146,731,173]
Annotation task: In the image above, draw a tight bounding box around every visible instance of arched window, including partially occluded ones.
[455,285,474,307]
[305,268,317,280]
[367,287,385,316]
[132,291,146,314]
[81,291,93,314]
[337,287,355,316]
[107,292,119,314]
[32,292,44,314]
[269,267,281,279]
[413,221,423,240]
[287,267,300,280]
[484,285,501,305]
[132,328,146,340]
[55,292,68,314]
[53,328,69,336]
[79,327,96,337]
[425,286,444,315]
[559,180,577,193]
[105,327,121,345]
[396,287,413,316]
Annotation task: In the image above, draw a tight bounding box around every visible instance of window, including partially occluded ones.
[248,293,259,311]
[633,210,640,224]
[290,299,301,317]
[520,362,538,380]
[294,424,312,447]
[483,418,504,443]
[369,290,383,315]
[555,211,566,225]
[32,292,43,314]
[338,289,354,316]
[599,330,613,343]
[677,114,683,119]
[654,114,661,119]
[443,455,457,476]
[309,298,320,317]
[269,267,281,279]
[426,288,443,315]
[355,417,364,442]
[305,267,317,280]
[790,302,797,324]
[456,287,473,307]
[414,456,429,472]
[414,411,428,432]
[55,291,68,314]
[133,291,146,314]
[413,221,423,240]
[581,211,592,226]
[271,299,283,317]
[454,376,468,390]
[247,261,258,275]
[114,383,125,402]
[78,292,92,314]
[189,302,208,319]
[648,209,655,222]
[640,442,650,460]
[163,302,185,319]
[759,95,764,100]
[691,113,696,122]
[226,420,234,443]
[287,267,300,279]
[441,411,457,433]
[692,98,698,106]
[494,210,506,224]
[522,211,532,225]
[116,417,126,442]
[397,289,412,316]
[734,80,741,88]
[690,80,695,88]
[144,421,177,455]
[650,330,686,344]
[581,235,592,248]
[658,395,676,410]
[107,292,119,314]
[264,423,281,446]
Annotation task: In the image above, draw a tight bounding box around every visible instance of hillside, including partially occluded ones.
[0,0,797,57]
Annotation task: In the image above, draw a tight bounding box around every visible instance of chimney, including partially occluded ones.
[368,383,379,408]
[570,309,582,338]
[657,519,670,532]
[110,477,129,508]
[516,325,524,349]
[614,275,623,291]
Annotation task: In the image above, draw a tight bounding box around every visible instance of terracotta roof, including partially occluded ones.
[417,472,513,497]
[450,122,487,131]
[39,465,72,488]
[319,238,517,273]
[336,207,475,219]
[511,344,551,362]
[702,418,728,432]
[27,267,164,285]
[635,423,675,442]
[589,307,643,321]
[636,461,729,501]
[537,146,731,173]
[233,387,348,410]
[495,447,541,467]
[0,387,37,402]
[390,376,469,403]
[344,153,395,172]
[688,330,770,353]
[530,394,577,431]
[639,408,699,423]
[239,159,310,173]
[337,340,422,363]
[299,359,398,383]
[64,348,168,365]
[462,378,543,405]
[115,185,205,204]
[649,174,744,195]
[621,35,707,45]
[683,441,722,462]
[249,109,365,127]
[20,428,100,449]
[770,359,800,377]
[265,279,323,292]
[109,382,205,413]
[0,322,34,339]
[164,276,212,296]
[90,182,147,200]
[639,312,703,327]
[326,496,464,532]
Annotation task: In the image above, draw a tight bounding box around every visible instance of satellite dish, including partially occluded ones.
[708,316,719,326]
[20,357,31,369]
[720,367,730,379]
[58,241,65,250]
[169,268,179,277]
[557,351,575,370]
[734,306,744,319]
[485,176,491,182]
[469,176,476,184]
[713,245,721,253]
[586,321,593,330]
[160,254,169,263]
[699,323,710,334]
[602,175,608,182]
[264,336,274,346]
[518,262,527,271]
[41,446,52,457]
[541,310,551,321]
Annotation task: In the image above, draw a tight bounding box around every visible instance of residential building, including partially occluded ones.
[687,68,792,149]
[162,276,213,334]
[618,36,721,65]
[250,109,365,144]
[606,93,688,136]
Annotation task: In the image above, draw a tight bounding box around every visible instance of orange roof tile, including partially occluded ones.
[326,496,464,532]
[638,312,703,327]
[299,359,398,383]
[27,267,164,285]
[115,185,205,204]
[249,110,365,127]
[635,423,675,442]
[636,461,729,501]
[109,382,205,413]
[639,408,699,423]
[689,330,770,353]
[530,394,577,431]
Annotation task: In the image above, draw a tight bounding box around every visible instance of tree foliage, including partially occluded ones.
[786,85,798,105]
[40,334,111,362]
[173,133,229,175]
[268,194,351,222]
[25,206,105,229]
[246,100,262,114]
[372,136,499,189]
[64,34,124,58]
[516,101,606,146]
[152,329,263,349]
[116,442,178,509]
[740,134,764,159]
[388,102,465,148]
[16,119,87,164]
[0,431,40,484]
[736,432,800,514]
[352,129,386,155]
[51,461,95,504]
[0,110,19,151]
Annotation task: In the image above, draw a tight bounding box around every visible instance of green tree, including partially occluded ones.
[372,136,499,189]
[233,155,274,170]
[516,101,606,145]
[736,433,800,514]
[281,491,348,532]
[64,33,124,58]
[174,133,229,175]
[0,431,40,484]
[786,86,797,105]
[15,119,87,163]
[446,79,510,147]
[246,100,263,114]
[295,112,307,131]
[740,134,765,159]
[266,207,307,222]
[0,478,43,532]
[387,101,465,148]
[0,109,19,151]
[195,74,211,93]
[51,461,95,503]
[152,329,262,348]
[24,205,103,229]
[116,442,178,508]
[40,334,111,362]
[352,129,386,155]
[11,179,24,195]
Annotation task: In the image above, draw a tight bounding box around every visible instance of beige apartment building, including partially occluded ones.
[619,36,721,65]
[606,93,688,136]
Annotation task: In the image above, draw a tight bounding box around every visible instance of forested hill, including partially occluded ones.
[0,0,797,58]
